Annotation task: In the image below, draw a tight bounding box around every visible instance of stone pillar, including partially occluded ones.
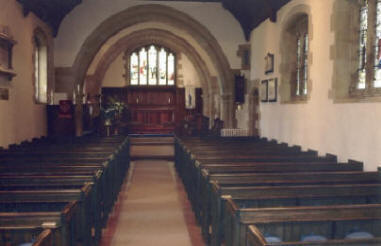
[201,94,209,118]
[73,83,85,137]
[247,92,260,136]
[220,93,234,128]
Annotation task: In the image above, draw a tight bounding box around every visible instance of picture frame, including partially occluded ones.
[267,78,278,102]
[260,80,268,102]
[265,53,274,74]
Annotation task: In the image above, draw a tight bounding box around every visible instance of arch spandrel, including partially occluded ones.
[72,4,233,96]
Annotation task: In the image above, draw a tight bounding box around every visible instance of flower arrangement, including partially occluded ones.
[101,96,127,126]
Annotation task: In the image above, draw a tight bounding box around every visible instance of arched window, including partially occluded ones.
[293,16,309,98]
[128,45,176,86]
[279,13,309,103]
[351,0,381,96]
[33,30,48,103]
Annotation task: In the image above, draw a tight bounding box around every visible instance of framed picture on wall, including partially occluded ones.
[267,78,277,102]
[265,53,274,74]
[260,80,268,102]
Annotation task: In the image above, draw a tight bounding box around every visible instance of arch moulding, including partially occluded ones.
[89,29,214,117]
[72,4,233,95]
[70,4,236,133]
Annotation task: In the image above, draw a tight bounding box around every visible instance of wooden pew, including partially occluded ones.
[0,183,99,245]
[32,229,54,246]
[247,225,381,246]
[213,184,381,246]
[186,161,360,219]
[0,201,79,246]
[198,171,381,239]
[238,204,381,246]
[174,137,381,246]
[0,136,130,246]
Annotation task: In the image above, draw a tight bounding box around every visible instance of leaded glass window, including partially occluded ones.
[293,16,308,98]
[130,52,139,85]
[374,0,381,87]
[303,34,309,95]
[358,0,368,89]
[354,0,381,94]
[129,45,176,86]
[34,31,48,104]
[139,48,147,85]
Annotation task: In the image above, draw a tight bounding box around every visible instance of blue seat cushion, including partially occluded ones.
[265,235,282,243]
[301,234,327,242]
[18,243,33,246]
[345,231,374,239]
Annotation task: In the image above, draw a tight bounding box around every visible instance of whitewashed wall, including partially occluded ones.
[0,0,51,148]
[239,0,381,171]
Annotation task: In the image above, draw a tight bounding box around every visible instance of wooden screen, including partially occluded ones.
[102,86,186,134]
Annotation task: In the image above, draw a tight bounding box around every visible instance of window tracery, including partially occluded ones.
[128,45,176,86]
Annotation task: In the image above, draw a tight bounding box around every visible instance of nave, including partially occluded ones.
[1,134,381,246]
[100,137,204,246]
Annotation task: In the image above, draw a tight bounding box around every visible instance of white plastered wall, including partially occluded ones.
[0,0,51,148]
[236,0,381,171]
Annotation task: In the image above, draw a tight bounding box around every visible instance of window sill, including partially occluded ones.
[334,88,381,103]
[281,95,309,104]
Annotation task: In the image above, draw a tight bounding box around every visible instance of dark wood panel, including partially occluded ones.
[101,86,195,134]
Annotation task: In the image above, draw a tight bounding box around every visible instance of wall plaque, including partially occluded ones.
[0,88,9,100]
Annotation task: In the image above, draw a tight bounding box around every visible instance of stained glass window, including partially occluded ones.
[129,45,175,86]
[148,45,157,85]
[159,48,167,85]
[168,54,175,85]
[130,52,139,85]
[139,48,147,85]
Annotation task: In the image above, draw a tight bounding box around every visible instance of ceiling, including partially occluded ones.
[16,0,290,40]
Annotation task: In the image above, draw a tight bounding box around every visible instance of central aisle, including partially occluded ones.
[109,160,195,246]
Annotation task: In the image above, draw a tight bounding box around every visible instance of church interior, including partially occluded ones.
[1,0,381,245]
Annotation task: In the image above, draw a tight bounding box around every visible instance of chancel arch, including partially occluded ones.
[86,29,213,118]
[69,4,235,134]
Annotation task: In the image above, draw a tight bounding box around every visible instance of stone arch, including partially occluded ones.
[72,4,233,96]
[279,3,312,103]
[90,29,213,116]
[69,4,236,131]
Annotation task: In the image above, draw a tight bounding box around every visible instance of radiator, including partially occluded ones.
[221,128,249,137]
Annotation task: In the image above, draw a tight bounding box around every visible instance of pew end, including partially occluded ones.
[325,153,337,162]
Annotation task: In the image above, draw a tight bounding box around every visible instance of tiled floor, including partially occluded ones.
[100,139,205,246]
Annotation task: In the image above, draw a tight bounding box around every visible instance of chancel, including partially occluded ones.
[1,0,381,245]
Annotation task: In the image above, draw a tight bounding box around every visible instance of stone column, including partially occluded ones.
[73,82,85,137]
[247,91,260,136]
[201,94,209,118]
[220,93,234,128]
